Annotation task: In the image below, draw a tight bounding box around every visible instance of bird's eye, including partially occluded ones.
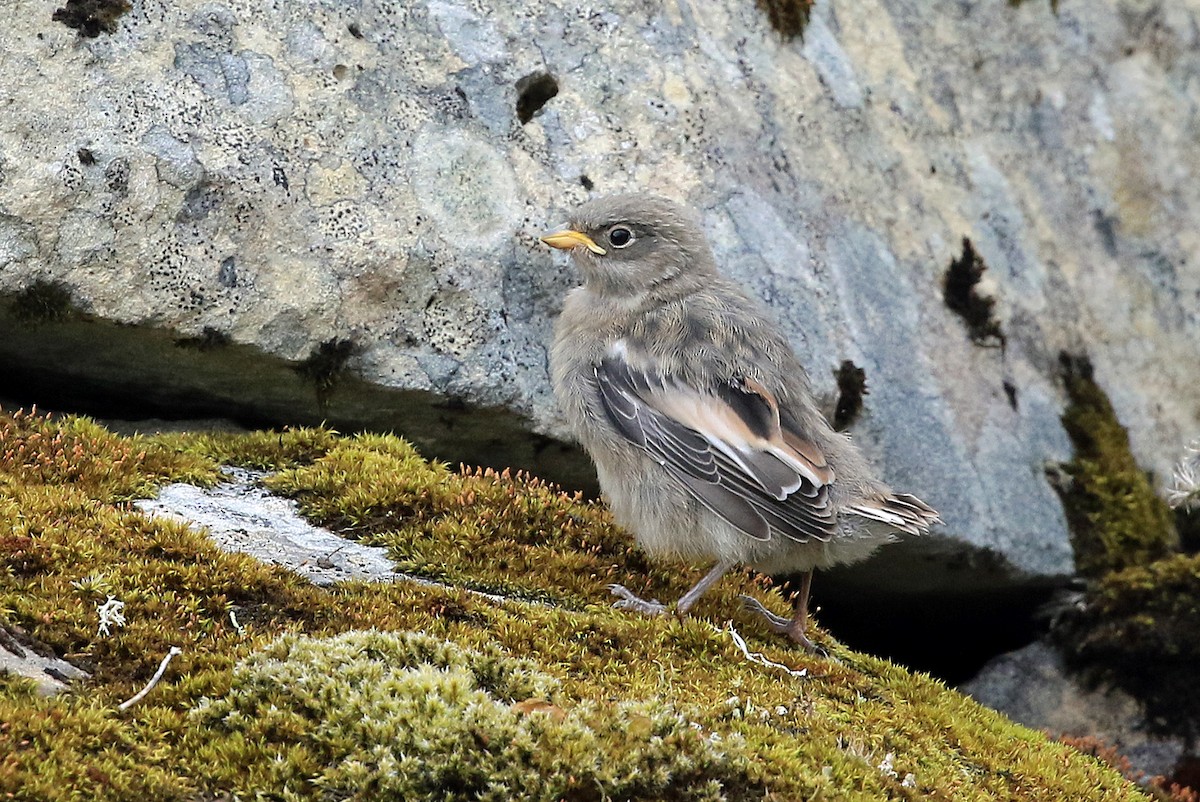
[608,226,634,248]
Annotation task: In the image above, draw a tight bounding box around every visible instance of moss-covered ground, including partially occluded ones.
[0,408,1154,801]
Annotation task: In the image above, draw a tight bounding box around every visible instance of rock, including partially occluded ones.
[961,640,1187,781]
[134,466,509,605]
[0,621,90,696]
[135,467,402,587]
[2,0,1198,591]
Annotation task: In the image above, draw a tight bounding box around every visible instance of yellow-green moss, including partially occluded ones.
[258,432,756,610]
[0,408,1154,801]
[1056,356,1177,576]
[191,629,761,801]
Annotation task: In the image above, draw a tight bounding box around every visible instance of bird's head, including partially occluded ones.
[540,194,716,297]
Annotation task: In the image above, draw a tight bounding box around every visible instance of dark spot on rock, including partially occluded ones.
[104,158,129,194]
[52,0,131,38]
[296,339,359,399]
[347,22,363,39]
[174,326,231,351]
[755,0,811,39]
[218,256,237,288]
[1091,210,1119,258]
[272,165,289,191]
[431,86,472,120]
[77,148,96,167]
[179,182,222,222]
[10,280,76,323]
[944,237,1006,348]
[515,71,559,125]
[832,360,867,431]
[1003,380,1018,410]
[579,175,594,191]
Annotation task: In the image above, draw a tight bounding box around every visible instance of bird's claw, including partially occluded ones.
[738,594,827,656]
[608,584,668,616]
[738,595,791,629]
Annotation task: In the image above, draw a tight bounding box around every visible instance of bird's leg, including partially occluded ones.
[739,569,824,654]
[609,561,734,617]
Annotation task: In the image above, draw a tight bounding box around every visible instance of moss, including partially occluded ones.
[756,0,812,40]
[51,0,131,37]
[1053,552,1200,739]
[0,410,1155,801]
[258,432,739,610]
[8,280,77,323]
[190,630,760,801]
[943,238,1005,348]
[833,360,867,431]
[1054,354,1177,576]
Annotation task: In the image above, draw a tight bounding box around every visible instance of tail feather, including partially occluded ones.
[846,492,940,536]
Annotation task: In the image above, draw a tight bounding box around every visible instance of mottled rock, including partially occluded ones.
[2,0,1199,589]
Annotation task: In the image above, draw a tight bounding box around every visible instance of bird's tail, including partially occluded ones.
[845,492,941,536]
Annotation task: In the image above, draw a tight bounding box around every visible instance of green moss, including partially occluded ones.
[0,410,1154,801]
[259,432,752,612]
[1055,355,1177,576]
[1054,552,1200,739]
[190,629,760,801]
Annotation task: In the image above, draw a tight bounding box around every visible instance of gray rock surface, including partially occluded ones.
[136,468,402,586]
[962,640,1187,781]
[134,467,514,600]
[0,622,90,696]
[2,0,1199,584]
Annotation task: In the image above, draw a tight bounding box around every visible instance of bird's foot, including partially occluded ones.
[738,595,827,656]
[608,584,669,616]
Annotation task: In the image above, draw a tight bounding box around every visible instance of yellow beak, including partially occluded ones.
[539,229,606,255]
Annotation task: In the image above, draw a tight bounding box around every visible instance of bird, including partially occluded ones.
[541,193,939,652]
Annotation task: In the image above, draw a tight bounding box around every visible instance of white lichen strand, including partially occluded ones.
[96,595,126,637]
[1166,439,1200,512]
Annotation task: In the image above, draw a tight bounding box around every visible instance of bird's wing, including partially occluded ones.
[593,349,838,543]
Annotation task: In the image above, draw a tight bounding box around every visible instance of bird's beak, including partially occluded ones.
[539,229,606,255]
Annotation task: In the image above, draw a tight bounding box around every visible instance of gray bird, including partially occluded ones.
[541,194,939,651]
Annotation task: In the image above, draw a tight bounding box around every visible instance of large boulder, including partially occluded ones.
[1,0,1197,590]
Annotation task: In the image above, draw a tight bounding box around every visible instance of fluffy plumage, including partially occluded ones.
[544,194,939,649]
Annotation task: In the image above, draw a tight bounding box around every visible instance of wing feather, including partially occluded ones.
[593,349,839,544]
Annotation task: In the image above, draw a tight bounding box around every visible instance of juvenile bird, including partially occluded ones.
[542,194,939,651]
